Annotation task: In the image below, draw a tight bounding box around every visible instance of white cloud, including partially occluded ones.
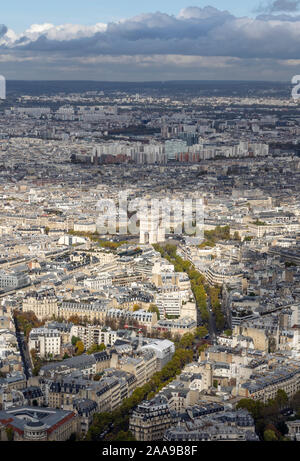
[0,6,300,79]
[0,22,107,47]
[0,6,298,60]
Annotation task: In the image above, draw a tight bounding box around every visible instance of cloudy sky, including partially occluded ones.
[1,1,300,80]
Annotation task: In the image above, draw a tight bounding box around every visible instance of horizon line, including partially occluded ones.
[3,79,291,84]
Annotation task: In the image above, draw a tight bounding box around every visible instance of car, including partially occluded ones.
[281,409,293,416]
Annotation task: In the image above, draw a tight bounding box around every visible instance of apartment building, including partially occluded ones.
[233,325,269,352]
[83,273,113,291]
[40,354,99,379]
[155,291,182,319]
[23,289,59,320]
[73,398,98,435]
[164,408,258,441]
[205,262,244,286]
[112,272,144,287]
[70,324,117,348]
[111,350,157,388]
[129,396,174,441]
[73,221,97,233]
[141,339,175,370]
[29,328,61,358]
[106,308,157,333]
[0,270,30,290]
[60,301,109,323]
[153,317,197,336]
[240,364,300,403]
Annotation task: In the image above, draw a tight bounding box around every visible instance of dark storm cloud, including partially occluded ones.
[256,0,300,12]
[256,12,300,19]
[0,24,7,37]
[269,0,300,11]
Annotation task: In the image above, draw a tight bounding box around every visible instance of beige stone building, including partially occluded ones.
[129,396,174,441]
[239,364,300,403]
[233,325,269,352]
[59,301,109,323]
[110,350,157,388]
[23,290,58,320]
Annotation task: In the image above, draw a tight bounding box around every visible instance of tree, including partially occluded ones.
[87,343,106,354]
[30,348,37,360]
[68,316,82,325]
[233,231,241,241]
[210,286,221,309]
[224,329,232,337]
[268,336,277,353]
[71,336,81,346]
[236,397,290,439]
[173,333,181,343]
[195,326,208,339]
[179,333,194,349]
[253,219,266,226]
[5,427,14,441]
[198,343,209,353]
[264,429,278,441]
[236,398,264,420]
[14,310,43,340]
[67,433,77,442]
[162,331,172,340]
[275,389,288,409]
[148,304,160,320]
[215,311,225,331]
[113,431,136,441]
[75,340,85,355]
[290,390,300,415]
[32,364,42,376]
[204,225,230,242]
